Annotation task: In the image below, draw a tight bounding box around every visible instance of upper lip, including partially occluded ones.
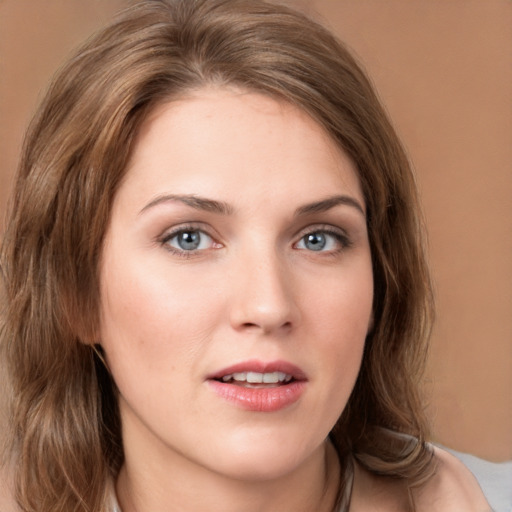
[207,359,307,381]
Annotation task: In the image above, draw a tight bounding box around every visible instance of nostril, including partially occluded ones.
[242,322,259,329]
[240,320,293,333]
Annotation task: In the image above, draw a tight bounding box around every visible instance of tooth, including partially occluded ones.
[246,372,263,383]
[263,372,279,383]
[223,371,293,384]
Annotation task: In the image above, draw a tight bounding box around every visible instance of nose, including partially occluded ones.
[228,249,300,335]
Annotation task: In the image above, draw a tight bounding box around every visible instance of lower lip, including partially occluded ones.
[207,380,306,412]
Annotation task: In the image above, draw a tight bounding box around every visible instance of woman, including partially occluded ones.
[0,1,489,511]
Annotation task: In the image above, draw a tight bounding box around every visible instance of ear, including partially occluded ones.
[70,303,101,346]
[75,324,100,346]
[60,289,101,345]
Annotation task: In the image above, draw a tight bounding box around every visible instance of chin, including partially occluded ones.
[214,457,304,482]
[204,433,324,482]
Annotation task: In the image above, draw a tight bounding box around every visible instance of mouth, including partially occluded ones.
[206,360,307,412]
[217,371,294,388]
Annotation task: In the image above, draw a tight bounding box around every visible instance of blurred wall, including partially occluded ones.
[309,0,512,462]
[1,0,511,462]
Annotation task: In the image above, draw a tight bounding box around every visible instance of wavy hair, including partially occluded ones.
[1,0,434,510]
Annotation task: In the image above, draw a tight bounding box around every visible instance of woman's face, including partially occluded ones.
[99,88,373,481]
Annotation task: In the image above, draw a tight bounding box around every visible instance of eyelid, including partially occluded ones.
[157,222,352,257]
[293,224,352,250]
[158,223,222,257]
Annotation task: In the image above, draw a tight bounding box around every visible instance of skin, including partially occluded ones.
[97,88,491,512]
[99,88,373,512]
[351,448,491,512]
[0,88,491,512]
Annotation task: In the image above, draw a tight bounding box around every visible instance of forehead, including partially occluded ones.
[117,87,364,212]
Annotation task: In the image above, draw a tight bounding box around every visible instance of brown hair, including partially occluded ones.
[1,0,434,510]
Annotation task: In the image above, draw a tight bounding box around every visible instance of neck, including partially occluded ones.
[116,440,341,512]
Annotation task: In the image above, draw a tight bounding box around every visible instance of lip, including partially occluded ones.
[206,359,307,413]
[207,359,307,381]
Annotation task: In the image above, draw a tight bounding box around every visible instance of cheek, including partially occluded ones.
[313,263,373,337]
[98,254,206,381]
[289,275,371,443]
[308,265,373,387]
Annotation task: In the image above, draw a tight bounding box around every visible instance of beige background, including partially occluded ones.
[0,1,510,462]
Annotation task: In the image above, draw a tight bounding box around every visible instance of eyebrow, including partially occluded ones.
[139,194,234,216]
[139,193,365,218]
[295,195,365,217]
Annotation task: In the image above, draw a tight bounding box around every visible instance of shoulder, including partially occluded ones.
[411,446,491,512]
[350,446,491,512]
[350,461,410,511]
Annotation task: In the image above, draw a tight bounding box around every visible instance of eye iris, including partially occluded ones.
[305,232,326,251]
[177,231,201,250]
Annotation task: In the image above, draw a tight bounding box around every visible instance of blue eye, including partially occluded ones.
[164,229,214,252]
[302,232,327,251]
[295,230,347,252]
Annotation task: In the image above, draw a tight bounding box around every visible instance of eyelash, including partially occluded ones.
[293,225,352,254]
[159,224,216,259]
[158,224,352,259]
